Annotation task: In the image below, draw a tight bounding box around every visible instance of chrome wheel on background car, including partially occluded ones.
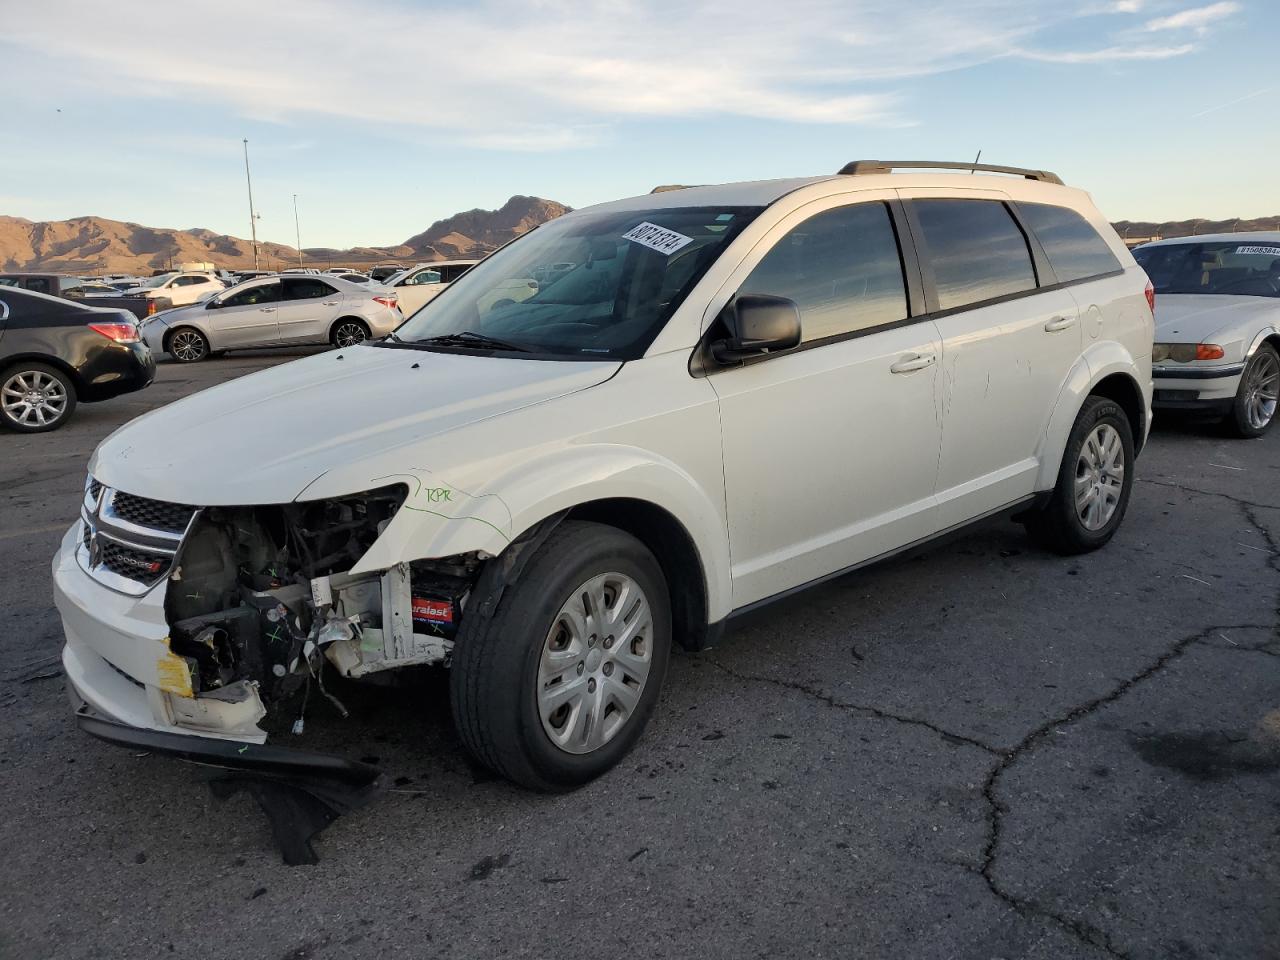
[1,366,74,432]
[1230,344,1279,438]
[536,571,654,755]
[168,328,209,363]
[1074,423,1125,531]
[332,321,369,348]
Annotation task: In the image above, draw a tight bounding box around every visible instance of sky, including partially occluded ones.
[1,0,1275,249]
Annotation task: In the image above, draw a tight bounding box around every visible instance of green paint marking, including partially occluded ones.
[402,506,511,543]
[268,626,283,644]
[422,487,453,503]
[237,745,248,754]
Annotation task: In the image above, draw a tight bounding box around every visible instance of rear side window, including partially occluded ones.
[738,202,908,343]
[912,199,1036,311]
[1019,202,1120,283]
[282,278,337,300]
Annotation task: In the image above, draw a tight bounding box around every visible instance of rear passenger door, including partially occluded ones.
[276,277,342,343]
[708,196,944,608]
[900,193,1083,527]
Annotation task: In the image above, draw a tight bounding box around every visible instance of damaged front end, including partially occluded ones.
[75,476,486,743]
[162,482,483,731]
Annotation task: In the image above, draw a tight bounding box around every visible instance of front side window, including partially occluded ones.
[912,199,1037,311]
[283,278,336,301]
[390,205,761,359]
[404,270,442,286]
[737,202,908,343]
[221,281,281,307]
[1019,202,1120,283]
[1133,241,1280,298]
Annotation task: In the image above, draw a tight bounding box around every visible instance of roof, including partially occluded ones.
[1138,231,1280,247]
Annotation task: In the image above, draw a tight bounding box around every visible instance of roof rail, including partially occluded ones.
[837,160,1064,185]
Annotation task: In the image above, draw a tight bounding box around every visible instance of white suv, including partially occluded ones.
[55,161,1153,793]
[122,271,225,306]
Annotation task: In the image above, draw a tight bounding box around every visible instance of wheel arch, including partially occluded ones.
[1035,347,1150,490]
[0,352,85,395]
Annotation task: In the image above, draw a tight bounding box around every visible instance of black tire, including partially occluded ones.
[0,362,77,433]
[167,326,209,363]
[1023,395,1135,555]
[331,318,370,348]
[1225,343,1279,438]
[450,521,672,791]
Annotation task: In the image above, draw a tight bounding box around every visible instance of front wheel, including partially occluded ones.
[450,521,672,791]
[167,327,209,363]
[1226,344,1279,438]
[0,362,77,432]
[1023,395,1135,555]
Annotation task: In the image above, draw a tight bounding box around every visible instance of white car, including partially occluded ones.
[385,259,481,316]
[1133,233,1280,436]
[141,274,401,361]
[54,160,1152,793]
[121,272,225,306]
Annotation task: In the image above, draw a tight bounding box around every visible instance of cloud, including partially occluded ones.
[0,0,1232,150]
[1144,1,1241,32]
[1014,43,1194,63]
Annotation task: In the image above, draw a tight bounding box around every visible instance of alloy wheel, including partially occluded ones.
[1242,350,1279,430]
[1074,422,1125,531]
[334,322,367,347]
[536,572,654,755]
[170,330,207,362]
[1,369,69,428]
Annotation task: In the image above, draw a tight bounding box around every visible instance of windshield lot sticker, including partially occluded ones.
[1235,245,1280,256]
[622,222,694,256]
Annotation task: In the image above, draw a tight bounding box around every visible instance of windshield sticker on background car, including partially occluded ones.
[1235,245,1280,256]
[622,221,694,256]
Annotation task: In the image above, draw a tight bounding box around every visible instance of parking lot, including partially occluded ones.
[1,350,1277,960]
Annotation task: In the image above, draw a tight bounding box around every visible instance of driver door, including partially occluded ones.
[205,280,281,347]
[395,268,444,317]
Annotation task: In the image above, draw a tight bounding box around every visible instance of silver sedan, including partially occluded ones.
[141,274,402,362]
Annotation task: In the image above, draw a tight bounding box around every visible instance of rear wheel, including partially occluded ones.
[168,327,209,363]
[1023,395,1134,554]
[450,521,671,791]
[331,319,369,348]
[1226,344,1279,438]
[0,362,77,433]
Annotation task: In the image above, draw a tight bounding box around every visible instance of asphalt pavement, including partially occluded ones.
[1,348,1276,960]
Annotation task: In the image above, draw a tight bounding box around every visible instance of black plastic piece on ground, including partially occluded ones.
[208,773,384,866]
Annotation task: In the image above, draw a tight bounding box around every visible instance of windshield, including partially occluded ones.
[390,205,761,359]
[138,273,175,289]
[1134,241,1280,298]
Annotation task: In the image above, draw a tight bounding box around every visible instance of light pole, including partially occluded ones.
[243,138,260,270]
[293,194,303,270]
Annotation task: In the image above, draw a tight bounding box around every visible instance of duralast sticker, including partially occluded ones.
[412,597,453,624]
[622,221,694,256]
[1235,245,1280,257]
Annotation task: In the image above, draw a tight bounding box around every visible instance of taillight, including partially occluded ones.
[88,321,141,344]
[373,295,398,309]
[1144,279,1155,314]
[146,300,157,317]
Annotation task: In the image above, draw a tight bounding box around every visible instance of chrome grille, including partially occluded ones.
[78,475,198,596]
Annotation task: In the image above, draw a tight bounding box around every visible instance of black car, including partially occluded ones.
[0,286,156,433]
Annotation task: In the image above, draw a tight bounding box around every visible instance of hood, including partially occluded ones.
[1154,294,1279,341]
[90,345,619,505]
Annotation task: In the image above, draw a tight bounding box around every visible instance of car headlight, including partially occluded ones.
[1153,343,1224,363]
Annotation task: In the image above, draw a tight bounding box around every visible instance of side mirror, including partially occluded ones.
[710,294,801,364]
[205,298,222,309]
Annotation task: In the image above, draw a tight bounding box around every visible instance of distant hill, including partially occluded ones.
[1112,216,1280,243]
[0,195,571,274]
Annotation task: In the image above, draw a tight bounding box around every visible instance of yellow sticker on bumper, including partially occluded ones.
[155,651,194,698]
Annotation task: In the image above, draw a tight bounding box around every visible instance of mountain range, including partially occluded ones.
[2,200,1276,275]
[0,196,572,274]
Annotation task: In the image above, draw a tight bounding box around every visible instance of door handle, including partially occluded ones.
[259,307,274,312]
[890,353,937,374]
[323,300,339,305]
[1044,316,1076,332]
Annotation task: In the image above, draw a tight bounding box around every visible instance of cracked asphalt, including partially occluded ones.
[2,349,1278,960]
